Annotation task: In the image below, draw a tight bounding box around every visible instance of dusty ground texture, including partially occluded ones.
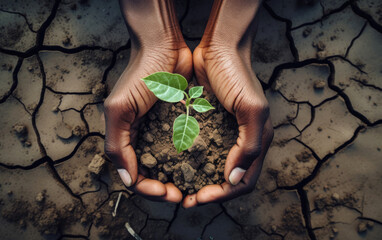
[0,0,381,239]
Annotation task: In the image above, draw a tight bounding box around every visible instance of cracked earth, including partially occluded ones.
[0,0,381,239]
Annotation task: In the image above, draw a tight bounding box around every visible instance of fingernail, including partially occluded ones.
[229,167,246,185]
[117,169,132,187]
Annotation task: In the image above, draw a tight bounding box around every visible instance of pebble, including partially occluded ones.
[357,222,367,233]
[162,123,170,131]
[88,154,106,175]
[13,124,27,136]
[140,153,157,168]
[143,132,154,143]
[36,192,45,203]
[203,163,215,176]
[331,192,340,202]
[181,163,196,182]
[314,80,326,89]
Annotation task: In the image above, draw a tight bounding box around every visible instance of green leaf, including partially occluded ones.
[188,86,203,98]
[173,114,200,153]
[192,98,215,113]
[142,72,188,103]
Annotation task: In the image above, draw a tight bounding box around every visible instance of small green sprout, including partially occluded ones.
[142,72,214,153]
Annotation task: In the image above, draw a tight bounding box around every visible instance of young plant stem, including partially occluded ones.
[184,91,191,118]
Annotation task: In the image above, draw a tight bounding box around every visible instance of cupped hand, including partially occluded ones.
[183,42,274,207]
[105,0,192,202]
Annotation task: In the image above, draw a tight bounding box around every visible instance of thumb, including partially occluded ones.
[224,99,270,185]
[105,131,138,188]
[224,121,263,186]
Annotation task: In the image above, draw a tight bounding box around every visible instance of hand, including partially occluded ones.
[183,0,273,207]
[104,0,192,202]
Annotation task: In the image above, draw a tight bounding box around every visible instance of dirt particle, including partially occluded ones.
[13,124,27,136]
[162,123,170,131]
[88,154,106,175]
[140,153,157,168]
[181,163,196,183]
[143,132,154,143]
[358,222,367,233]
[35,191,46,203]
[158,172,168,183]
[72,125,86,137]
[314,80,326,89]
[331,192,340,202]
[295,150,311,162]
[203,163,215,176]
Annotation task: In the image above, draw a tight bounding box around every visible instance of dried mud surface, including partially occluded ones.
[0,0,382,239]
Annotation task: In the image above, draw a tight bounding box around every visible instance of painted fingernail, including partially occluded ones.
[229,167,246,185]
[117,169,132,187]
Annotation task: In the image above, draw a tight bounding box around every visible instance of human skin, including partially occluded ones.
[104,0,192,202]
[105,0,273,205]
[183,0,274,208]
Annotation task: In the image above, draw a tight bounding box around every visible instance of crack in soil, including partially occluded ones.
[1,0,382,238]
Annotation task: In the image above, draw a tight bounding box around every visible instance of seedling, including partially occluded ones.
[142,72,214,153]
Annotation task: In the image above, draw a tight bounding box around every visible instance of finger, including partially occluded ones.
[104,106,139,187]
[191,120,273,205]
[182,193,197,208]
[193,47,212,92]
[192,145,263,205]
[224,111,268,185]
[131,175,183,203]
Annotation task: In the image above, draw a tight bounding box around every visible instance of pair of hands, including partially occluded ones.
[104,0,273,208]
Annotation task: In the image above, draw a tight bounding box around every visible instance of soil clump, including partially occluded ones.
[136,93,238,194]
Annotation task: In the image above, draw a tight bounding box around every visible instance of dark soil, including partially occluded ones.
[136,90,238,195]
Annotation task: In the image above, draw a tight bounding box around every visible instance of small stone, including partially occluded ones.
[163,164,172,175]
[162,123,170,131]
[367,221,374,228]
[203,163,215,176]
[36,192,45,203]
[143,132,154,143]
[271,225,277,232]
[358,222,367,233]
[158,172,168,183]
[332,227,338,233]
[314,80,326,89]
[88,154,106,175]
[140,153,157,168]
[108,200,114,208]
[331,192,340,201]
[181,163,196,183]
[27,66,34,72]
[13,124,27,136]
